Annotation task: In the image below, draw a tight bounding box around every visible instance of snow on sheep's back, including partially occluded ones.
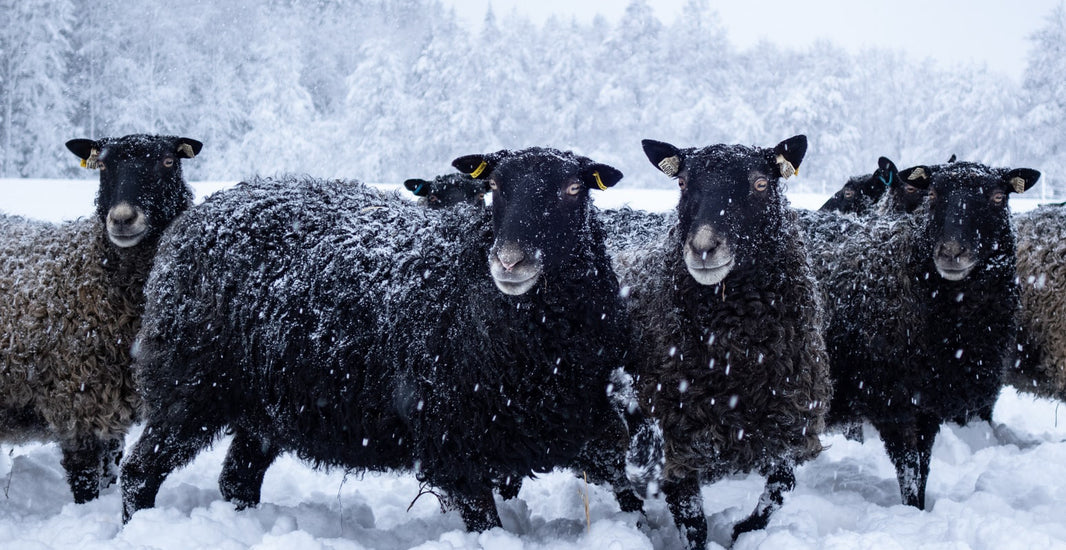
[0,179,1046,223]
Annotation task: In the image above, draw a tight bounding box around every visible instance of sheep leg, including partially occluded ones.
[442,487,501,532]
[879,415,939,509]
[575,450,645,514]
[495,476,523,500]
[59,435,106,503]
[732,463,795,541]
[99,436,125,490]
[121,416,222,523]
[572,411,646,514]
[663,475,705,550]
[219,429,279,509]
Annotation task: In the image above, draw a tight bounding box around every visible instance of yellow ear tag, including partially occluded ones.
[470,161,488,179]
[593,171,607,191]
[1011,176,1027,194]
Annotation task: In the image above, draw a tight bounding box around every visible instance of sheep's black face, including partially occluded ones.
[403,174,488,209]
[642,136,806,285]
[66,134,200,248]
[452,148,622,296]
[911,162,1039,281]
[820,157,897,214]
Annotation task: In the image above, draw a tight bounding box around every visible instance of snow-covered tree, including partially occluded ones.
[0,0,76,177]
[1021,2,1066,196]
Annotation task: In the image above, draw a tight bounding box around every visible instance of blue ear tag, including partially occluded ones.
[878,171,893,187]
[414,182,426,195]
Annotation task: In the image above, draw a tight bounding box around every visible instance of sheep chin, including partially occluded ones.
[492,273,540,296]
[683,246,734,285]
[686,262,732,286]
[107,230,148,248]
[935,263,974,281]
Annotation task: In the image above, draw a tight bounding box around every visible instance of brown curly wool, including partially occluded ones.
[0,216,149,442]
[1012,205,1066,400]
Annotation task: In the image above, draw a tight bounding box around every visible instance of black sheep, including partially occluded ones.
[818,161,1040,509]
[403,173,488,208]
[819,157,897,214]
[614,136,832,549]
[121,148,643,530]
[819,156,934,216]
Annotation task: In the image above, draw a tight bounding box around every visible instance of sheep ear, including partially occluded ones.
[453,154,497,179]
[582,164,623,191]
[66,139,102,169]
[642,139,683,177]
[947,154,957,163]
[876,156,899,188]
[772,135,807,179]
[899,166,932,190]
[176,137,203,159]
[404,179,432,197]
[1004,168,1040,194]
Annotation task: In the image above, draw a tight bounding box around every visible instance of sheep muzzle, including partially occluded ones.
[933,240,976,281]
[106,202,149,248]
[683,225,734,285]
[489,241,542,295]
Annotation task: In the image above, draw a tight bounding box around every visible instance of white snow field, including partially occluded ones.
[0,179,1064,550]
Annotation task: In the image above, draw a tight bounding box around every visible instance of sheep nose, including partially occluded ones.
[496,245,525,271]
[109,203,138,225]
[689,225,723,257]
[937,241,967,261]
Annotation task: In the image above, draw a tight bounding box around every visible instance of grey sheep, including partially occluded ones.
[1010,204,1066,400]
[0,134,200,503]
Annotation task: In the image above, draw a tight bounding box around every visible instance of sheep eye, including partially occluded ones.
[991,191,1006,205]
[428,195,439,203]
[677,176,687,191]
[97,161,106,171]
[753,178,769,193]
[566,182,582,196]
[162,157,175,168]
[928,189,938,202]
[488,179,498,191]
[904,184,919,194]
[843,189,855,199]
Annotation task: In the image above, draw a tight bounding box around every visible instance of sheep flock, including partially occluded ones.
[1,133,1062,550]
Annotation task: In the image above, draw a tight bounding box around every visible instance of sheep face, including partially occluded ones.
[642,136,807,285]
[820,157,898,214]
[66,134,200,248]
[403,174,489,208]
[453,148,622,296]
[905,162,1040,281]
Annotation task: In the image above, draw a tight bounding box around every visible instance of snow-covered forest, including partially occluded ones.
[1,0,1064,194]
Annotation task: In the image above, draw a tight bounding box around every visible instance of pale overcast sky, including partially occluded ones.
[440,0,1062,80]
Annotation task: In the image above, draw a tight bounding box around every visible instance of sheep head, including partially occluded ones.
[453,148,622,296]
[642,135,806,286]
[904,161,1040,281]
[67,134,200,248]
[820,156,898,215]
[403,173,489,209]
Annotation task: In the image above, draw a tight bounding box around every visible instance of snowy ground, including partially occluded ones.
[1,179,1064,550]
